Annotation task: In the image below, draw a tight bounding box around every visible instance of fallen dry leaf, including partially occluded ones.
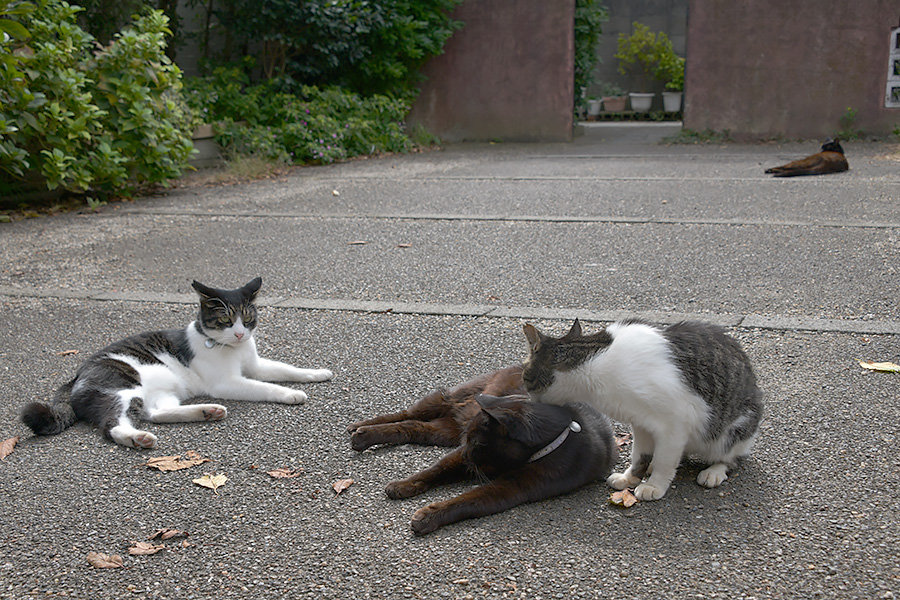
[267,467,303,479]
[87,552,123,569]
[147,528,188,541]
[128,541,165,556]
[142,450,211,472]
[0,436,18,460]
[614,433,632,449]
[55,349,79,356]
[857,359,900,373]
[193,473,228,494]
[397,243,412,248]
[347,240,367,245]
[332,478,354,495]
[609,489,639,508]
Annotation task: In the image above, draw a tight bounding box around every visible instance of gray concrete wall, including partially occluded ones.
[406,0,575,143]
[685,0,900,139]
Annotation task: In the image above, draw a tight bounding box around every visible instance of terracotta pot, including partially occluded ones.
[602,96,627,112]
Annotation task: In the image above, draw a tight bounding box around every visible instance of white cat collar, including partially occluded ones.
[528,421,581,463]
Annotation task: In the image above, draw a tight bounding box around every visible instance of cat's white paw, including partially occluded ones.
[607,471,642,490]
[697,464,729,488]
[307,369,333,383]
[634,482,667,501]
[279,389,308,404]
[110,425,157,449]
[203,405,228,421]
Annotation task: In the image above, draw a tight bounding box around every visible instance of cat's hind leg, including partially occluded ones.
[696,429,758,488]
[607,425,654,490]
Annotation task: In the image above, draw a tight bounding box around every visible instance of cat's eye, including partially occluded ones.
[217,315,233,325]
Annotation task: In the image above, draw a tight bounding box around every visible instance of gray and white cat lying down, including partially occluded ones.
[522,319,763,501]
[21,278,333,449]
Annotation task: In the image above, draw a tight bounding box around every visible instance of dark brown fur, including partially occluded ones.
[349,368,617,535]
[348,365,524,450]
[765,138,848,177]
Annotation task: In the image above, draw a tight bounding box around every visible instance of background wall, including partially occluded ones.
[685,0,900,139]
[406,0,575,143]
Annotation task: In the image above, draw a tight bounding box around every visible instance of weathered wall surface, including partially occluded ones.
[685,0,900,139]
[406,0,575,143]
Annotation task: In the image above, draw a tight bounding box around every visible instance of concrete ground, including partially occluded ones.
[1,123,898,599]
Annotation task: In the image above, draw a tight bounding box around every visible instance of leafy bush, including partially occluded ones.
[184,66,413,165]
[615,22,684,92]
[208,0,462,98]
[574,0,608,102]
[0,0,194,198]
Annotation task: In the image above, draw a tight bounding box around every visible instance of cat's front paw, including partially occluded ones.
[607,471,642,490]
[307,369,333,383]
[350,428,376,452]
[278,390,308,405]
[697,464,728,488]
[385,479,427,499]
[410,505,442,536]
[634,482,667,501]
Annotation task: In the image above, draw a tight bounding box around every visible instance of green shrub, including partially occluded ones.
[208,0,462,98]
[0,0,194,198]
[184,67,413,165]
[574,0,608,104]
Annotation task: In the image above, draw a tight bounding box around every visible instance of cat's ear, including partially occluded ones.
[241,277,262,300]
[562,319,582,341]
[523,324,542,353]
[191,280,215,299]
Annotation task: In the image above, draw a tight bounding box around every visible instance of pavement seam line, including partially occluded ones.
[3,286,899,335]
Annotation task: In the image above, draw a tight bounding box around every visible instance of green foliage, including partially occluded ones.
[615,22,684,92]
[184,66,414,165]
[209,0,462,98]
[836,106,864,140]
[573,0,608,102]
[0,0,194,198]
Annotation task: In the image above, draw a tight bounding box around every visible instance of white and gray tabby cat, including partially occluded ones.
[21,277,333,449]
[522,319,762,501]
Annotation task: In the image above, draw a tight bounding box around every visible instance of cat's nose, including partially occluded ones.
[234,332,244,340]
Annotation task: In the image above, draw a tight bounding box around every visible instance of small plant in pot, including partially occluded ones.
[655,39,685,112]
[600,83,626,112]
[615,22,683,113]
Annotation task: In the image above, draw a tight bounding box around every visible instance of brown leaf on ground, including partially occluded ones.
[609,489,639,508]
[347,240,367,245]
[128,541,165,556]
[87,552,123,568]
[614,433,632,449]
[142,450,211,472]
[147,528,188,541]
[0,436,18,460]
[193,473,228,494]
[332,478,354,495]
[55,349,79,356]
[267,467,303,479]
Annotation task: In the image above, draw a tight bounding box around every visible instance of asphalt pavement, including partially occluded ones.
[1,122,898,599]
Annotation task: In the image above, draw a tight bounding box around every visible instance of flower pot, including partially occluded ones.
[587,99,602,116]
[602,96,627,112]
[628,92,655,113]
[662,91,683,112]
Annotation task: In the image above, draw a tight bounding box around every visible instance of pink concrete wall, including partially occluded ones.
[685,0,900,139]
[407,0,575,143]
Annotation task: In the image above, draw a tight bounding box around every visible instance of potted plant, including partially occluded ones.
[600,83,627,112]
[587,97,602,117]
[615,22,684,113]
[655,39,685,112]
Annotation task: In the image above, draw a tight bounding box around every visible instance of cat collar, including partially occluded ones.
[194,321,222,348]
[528,421,582,463]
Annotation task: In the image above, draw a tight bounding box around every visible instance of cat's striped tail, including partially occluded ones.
[21,379,77,436]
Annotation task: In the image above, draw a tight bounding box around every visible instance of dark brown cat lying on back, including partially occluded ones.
[348,368,617,535]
